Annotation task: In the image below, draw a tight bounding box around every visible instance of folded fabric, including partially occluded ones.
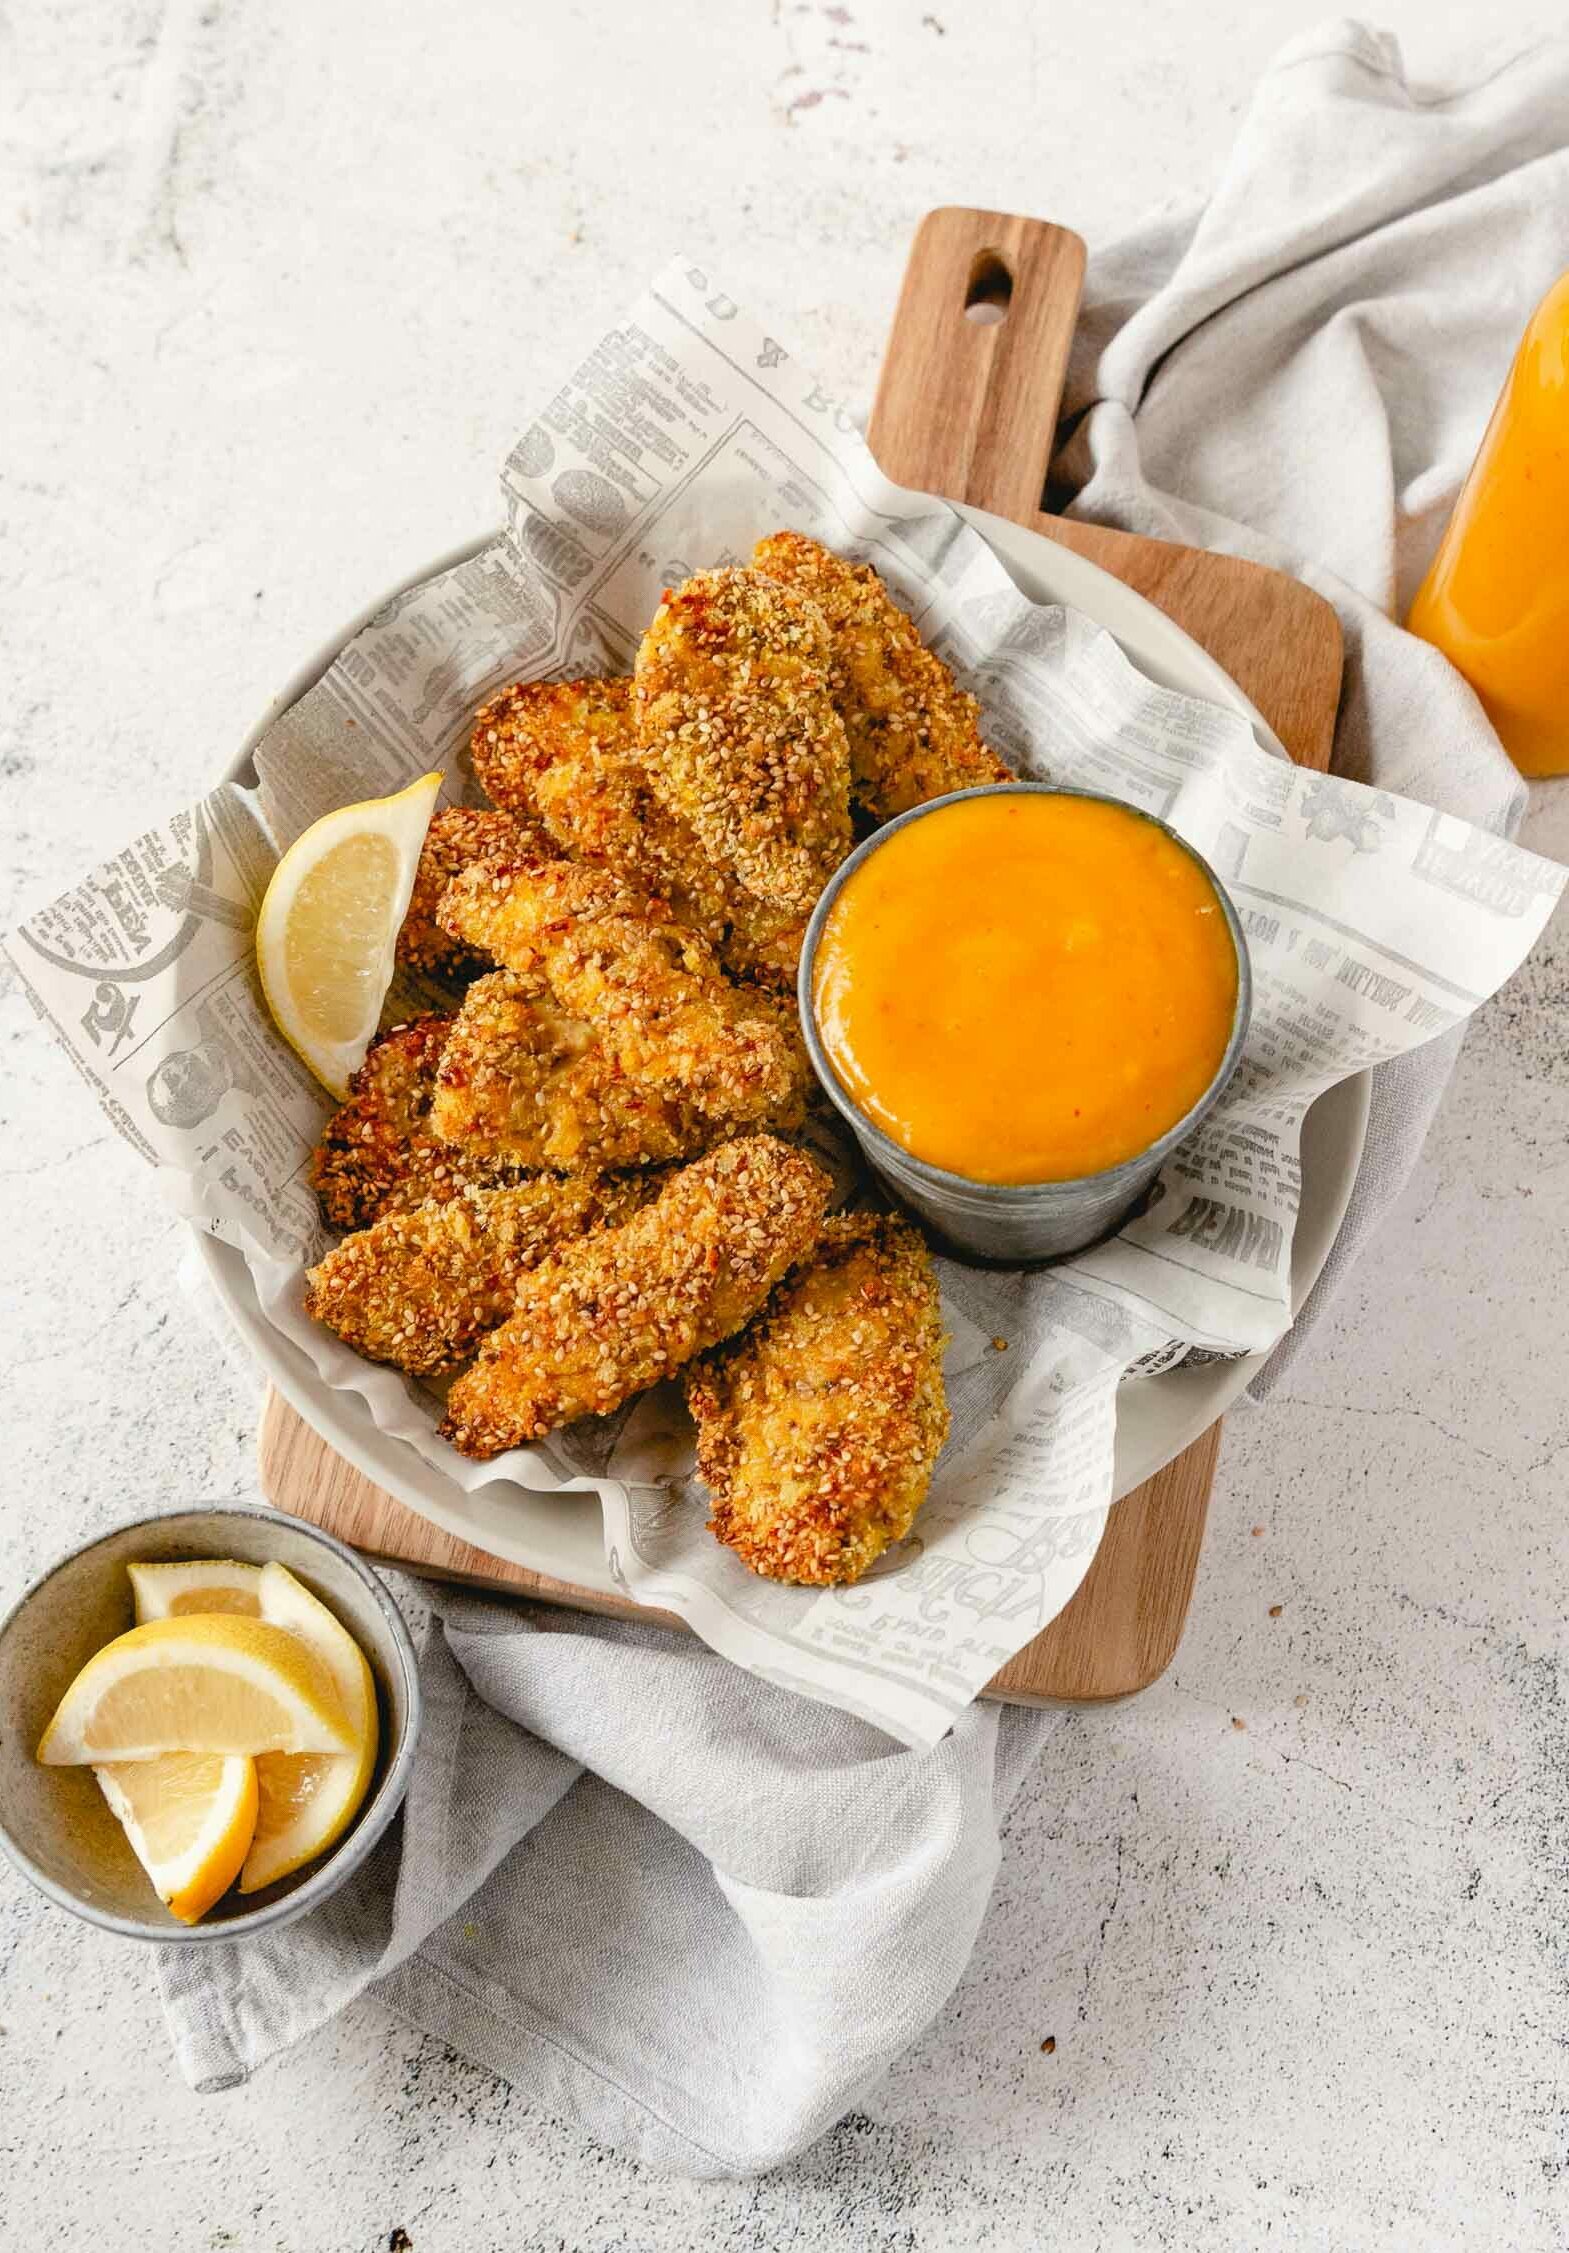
[161,21,1569,2177]
[161,1585,1056,2172]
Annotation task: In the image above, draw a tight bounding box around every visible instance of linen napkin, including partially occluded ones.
[160,21,1569,2176]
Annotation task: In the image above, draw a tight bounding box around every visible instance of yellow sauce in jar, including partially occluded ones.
[811,791,1240,1185]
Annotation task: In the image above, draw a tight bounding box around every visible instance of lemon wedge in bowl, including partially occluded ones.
[93,1752,259,1926]
[255,770,441,1098]
[124,1558,380,1895]
[127,1558,263,1619]
[238,1563,379,1893]
[36,1616,354,1765]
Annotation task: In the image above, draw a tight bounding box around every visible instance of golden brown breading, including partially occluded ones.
[441,1136,831,1458]
[686,1212,949,1586]
[724,898,809,993]
[471,677,733,940]
[438,859,807,1136]
[396,806,555,977]
[470,678,650,861]
[469,676,805,989]
[752,531,1009,821]
[634,567,852,914]
[428,970,709,1173]
[304,1172,656,1375]
[311,1017,526,1232]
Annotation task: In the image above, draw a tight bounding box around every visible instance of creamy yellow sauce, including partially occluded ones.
[811,792,1239,1185]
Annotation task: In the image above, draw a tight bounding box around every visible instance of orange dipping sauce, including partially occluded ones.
[811,792,1240,1186]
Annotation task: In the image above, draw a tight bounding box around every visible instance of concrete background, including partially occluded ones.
[3,3,1567,2246]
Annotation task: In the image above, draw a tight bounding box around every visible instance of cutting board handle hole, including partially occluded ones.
[964,249,1012,327]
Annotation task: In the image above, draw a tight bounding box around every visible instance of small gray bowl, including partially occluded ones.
[800,783,1253,1263]
[0,1506,421,1943]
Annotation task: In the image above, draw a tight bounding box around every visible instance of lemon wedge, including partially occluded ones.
[94,1752,259,1926]
[36,1616,354,1765]
[238,1563,379,1893]
[128,1559,264,1620]
[124,1558,380,1894]
[255,771,442,1098]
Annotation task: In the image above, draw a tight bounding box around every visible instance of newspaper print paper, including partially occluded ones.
[7,260,1563,1745]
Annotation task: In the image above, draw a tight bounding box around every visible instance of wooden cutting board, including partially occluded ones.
[259,208,1343,1704]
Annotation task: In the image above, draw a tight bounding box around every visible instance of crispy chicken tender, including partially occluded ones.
[396,806,553,977]
[304,1171,655,1375]
[686,1212,949,1586]
[723,897,809,991]
[471,678,653,870]
[752,531,1009,821]
[429,970,713,1172]
[634,567,852,914]
[438,859,807,1136]
[469,676,806,989]
[441,1136,831,1458]
[311,1017,525,1232]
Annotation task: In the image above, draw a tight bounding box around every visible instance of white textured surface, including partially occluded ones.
[4,3,1568,2245]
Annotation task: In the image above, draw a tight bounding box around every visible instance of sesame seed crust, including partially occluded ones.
[396,806,553,977]
[752,531,1009,821]
[303,1171,656,1376]
[469,675,805,989]
[471,675,638,828]
[310,1016,528,1232]
[685,1211,949,1586]
[440,1136,831,1458]
[634,567,852,914]
[429,969,713,1173]
[437,858,808,1139]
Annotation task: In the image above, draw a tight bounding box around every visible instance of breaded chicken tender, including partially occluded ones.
[396,806,554,977]
[723,897,809,991]
[429,970,712,1172]
[752,531,1009,821]
[686,1212,949,1586]
[311,1017,525,1232]
[634,567,851,913]
[441,1136,831,1458]
[470,676,805,988]
[438,859,807,1135]
[470,676,734,949]
[471,678,655,870]
[304,1171,655,1375]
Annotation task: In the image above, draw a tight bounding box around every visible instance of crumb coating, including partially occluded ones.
[634,567,851,913]
[304,1171,655,1375]
[311,1017,527,1231]
[470,674,806,987]
[396,806,553,977]
[752,530,1008,820]
[440,1136,831,1457]
[686,1212,948,1584]
[428,969,714,1174]
[437,858,807,1136]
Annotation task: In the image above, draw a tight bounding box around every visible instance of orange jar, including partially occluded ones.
[1406,270,1569,776]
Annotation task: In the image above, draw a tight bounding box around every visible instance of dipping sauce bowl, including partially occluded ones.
[799,783,1252,1263]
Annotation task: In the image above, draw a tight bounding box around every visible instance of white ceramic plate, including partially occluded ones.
[201,513,1369,1599]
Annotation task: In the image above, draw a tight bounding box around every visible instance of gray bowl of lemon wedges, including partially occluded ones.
[0,1506,420,1943]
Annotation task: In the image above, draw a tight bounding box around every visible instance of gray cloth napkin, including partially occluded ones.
[160,20,1569,2176]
